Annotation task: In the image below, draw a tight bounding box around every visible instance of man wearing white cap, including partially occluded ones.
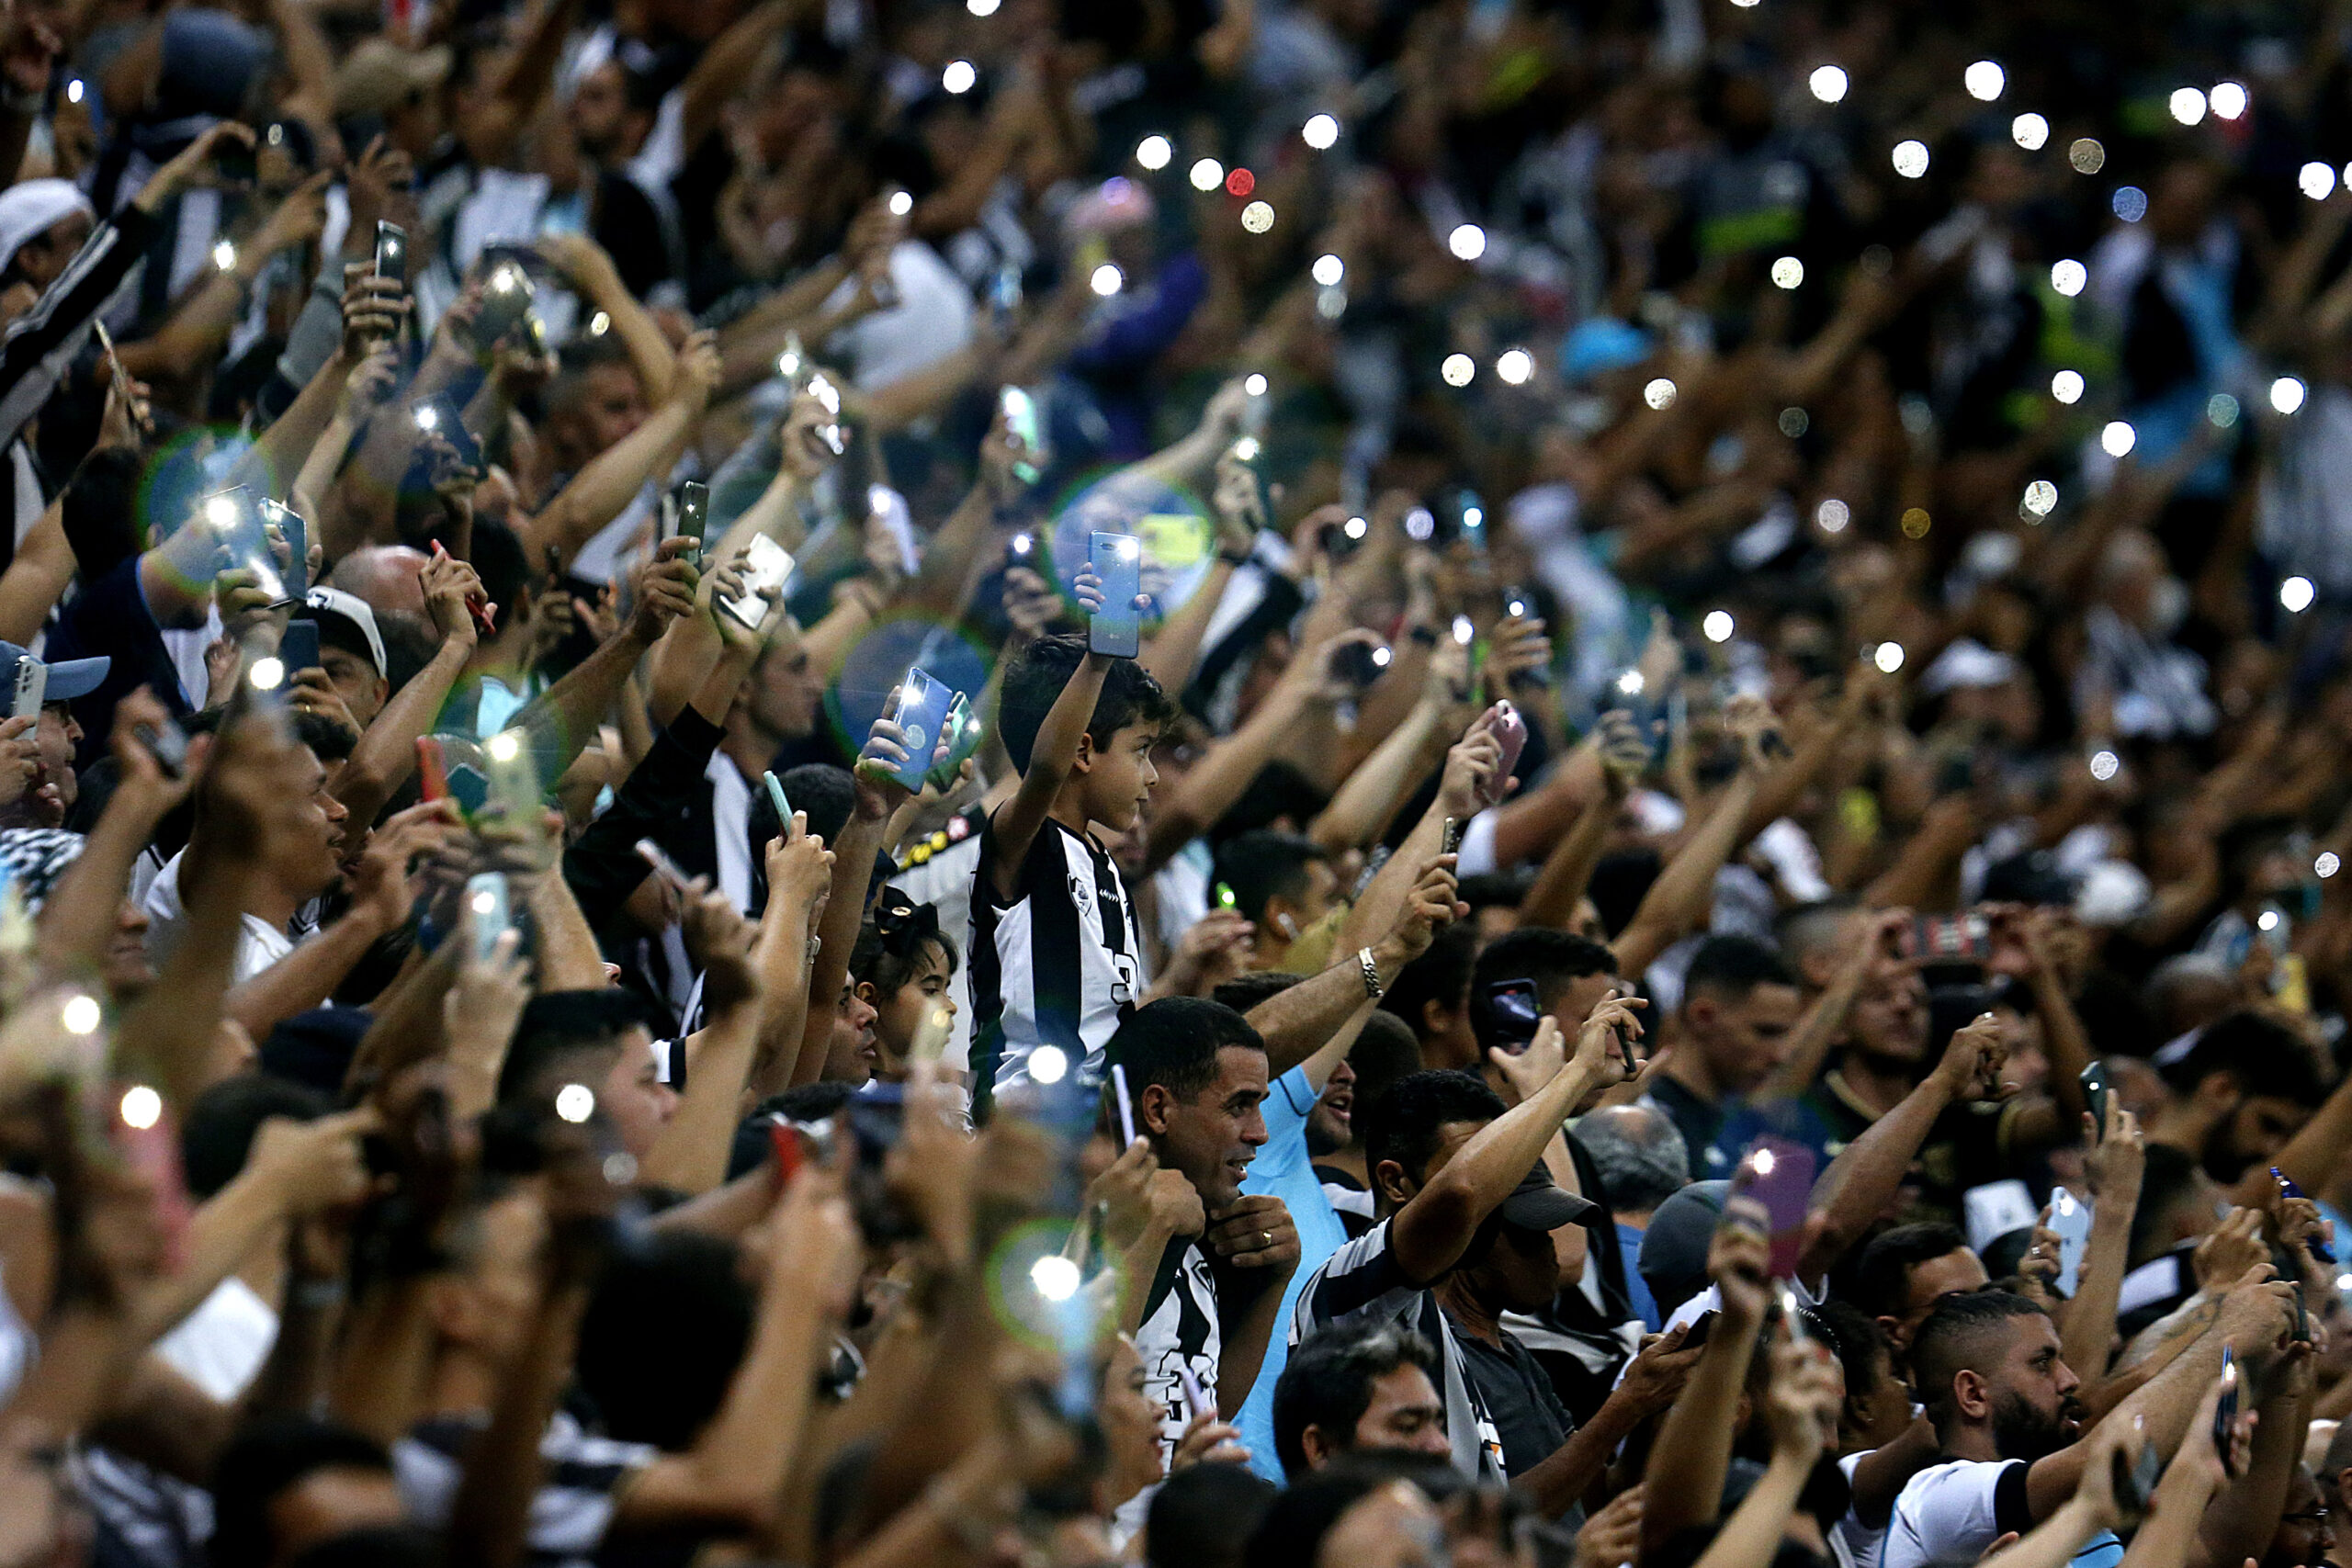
[293,587,390,728]
[0,639,107,830]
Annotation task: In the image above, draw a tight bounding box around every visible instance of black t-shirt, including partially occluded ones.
[1444,1309,1583,1527]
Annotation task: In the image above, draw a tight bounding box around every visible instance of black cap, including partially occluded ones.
[1498,1157,1598,1232]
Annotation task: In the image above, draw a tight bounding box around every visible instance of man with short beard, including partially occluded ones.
[1883,1280,2296,1568]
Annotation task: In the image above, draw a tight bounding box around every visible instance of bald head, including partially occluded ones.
[1777,900,1860,991]
[1577,1104,1688,1223]
[330,547,430,620]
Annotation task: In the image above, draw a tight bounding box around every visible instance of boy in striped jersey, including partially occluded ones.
[970,568,1178,1103]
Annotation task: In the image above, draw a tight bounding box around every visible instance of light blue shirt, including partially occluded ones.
[1234,1065,1347,1480]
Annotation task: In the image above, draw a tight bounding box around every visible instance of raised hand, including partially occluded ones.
[628,536,699,643]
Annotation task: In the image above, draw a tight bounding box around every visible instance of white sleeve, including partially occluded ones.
[1455,811,1501,876]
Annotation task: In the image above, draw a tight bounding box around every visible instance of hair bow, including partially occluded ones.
[873,896,941,958]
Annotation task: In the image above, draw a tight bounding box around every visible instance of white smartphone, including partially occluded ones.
[11,658,44,720]
[721,536,794,629]
[2050,1188,2094,1298]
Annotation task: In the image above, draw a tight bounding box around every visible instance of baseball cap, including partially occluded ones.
[0,642,108,705]
[1498,1157,1597,1233]
[301,587,387,680]
[334,38,453,120]
[157,10,270,121]
[1638,1179,1732,1320]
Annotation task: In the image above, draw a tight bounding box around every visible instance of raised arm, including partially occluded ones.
[2064,1104,2146,1391]
[332,554,481,827]
[1518,711,1645,929]
[1644,1202,1772,1551]
[640,892,766,1195]
[1390,997,1640,1283]
[520,335,719,574]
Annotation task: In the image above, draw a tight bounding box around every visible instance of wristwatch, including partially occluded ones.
[1358,946,1385,999]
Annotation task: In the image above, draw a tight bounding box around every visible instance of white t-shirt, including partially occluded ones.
[1883,1458,2102,1568]
[141,850,295,982]
[1829,1450,1881,1568]
[155,1276,277,1402]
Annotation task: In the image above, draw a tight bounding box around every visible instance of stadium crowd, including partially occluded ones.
[6,0,2352,1566]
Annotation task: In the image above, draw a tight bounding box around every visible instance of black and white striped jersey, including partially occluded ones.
[969,812,1142,1093]
[1134,1237,1224,1469]
[1291,1218,1509,1484]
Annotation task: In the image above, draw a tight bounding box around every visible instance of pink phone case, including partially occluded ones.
[1478,702,1527,806]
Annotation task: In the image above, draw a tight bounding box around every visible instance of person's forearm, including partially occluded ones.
[226,346,354,502]
[2120,1456,2222,1568]
[2260,1055,2352,1200]
[907,486,999,621]
[1643,1322,1762,1550]
[1215,1270,1291,1419]
[1614,773,1758,976]
[325,1277,437,1445]
[1137,558,1235,698]
[1862,810,1974,912]
[800,590,879,679]
[123,1166,285,1347]
[446,1278,586,1568]
[35,788,166,980]
[458,0,583,167]
[1513,1373,1651,1517]
[1246,943,1400,1078]
[2029,961,2095,1128]
[2191,1383,2302,1568]
[747,902,817,1101]
[1800,1074,1959,1284]
[118,269,249,390]
[646,605,729,728]
[640,1006,761,1196]
[1688,1445,1808,1568]
[1145,686,1311,869]
[223,905,397,1037]
[2064,1199,2138,1391]
[524,399,693,572]
[526,871,610,991]
[574,260,675,405]
[1517,779,1615,930]
[0,496,74,646]
[241,1262,340,1417]
[115,852,254,1109]
[1396,1050,1600,1281]
[334,637,469,828]
[678,0,792,166]
[678,1281,831,1526]
[515,625,660,784]
[1309,700,1444,855]
[1756,949,1871,1103]
[2030,1334,2226,1519]
[295,411,361,556]
[792,813,887,1085]
[0,1307,134,1441]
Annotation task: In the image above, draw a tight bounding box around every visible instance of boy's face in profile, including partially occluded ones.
[1079,721,1162,832]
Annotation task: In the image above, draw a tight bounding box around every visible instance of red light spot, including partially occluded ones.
[1225,167,1255,197]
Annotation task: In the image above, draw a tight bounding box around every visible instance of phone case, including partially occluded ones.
[1001,386,1043,482]
[374,220,407,281]
[927,693,980,790]
[2080,1060,2109,1138]
[763,770,791,826]
[474,261,536,342]
[888,669,953,791]
[416,736,448,802]
[2049,1188,2094,1297]
[676,481,709,547]
[261,500,307,592]
[465,872,509,964]
[1734,1136,1817,1279]
[280,620,320,673]
[720,536,793,629]
[11,658,42,719]
[1476,702,1526,805]
[1484,979,1543,1049]
[1089,532,1141,658]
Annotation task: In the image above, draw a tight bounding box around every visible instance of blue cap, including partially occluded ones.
[1561,317,1654,384]
[0,642,107,704]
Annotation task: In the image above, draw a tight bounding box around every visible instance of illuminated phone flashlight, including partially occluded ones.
[65,78,83,105]
[1116,537,1139,561]
[1343,516,1367,540]
[1452,615,1475,645]
[1507,594,1527,617]
[1135,134,1171,170]
[1029,1043,1069,1084]
[491,265,520,293]
[777,344,801,379]
[119,1084,162,1129]
[940,60,976,95]
[1232,435,1261,462]
[1091,263,1124,296]
[1030,1253,1080,1302]
[212,240,237,273]
[249,657,286,691]
[1244,372,1268,398]
[555,1083,596,1122]
[205,494,240,530]
[62,994,100,1034]
[1011,532,1034,558]
[413,404,440,433]
[1873,642,1906,674]
[1703,610,1735,643]
[808,374,841,416]
[1404,507,1434,541]
[1372,645,1393,669]
[1752,1146,1777,1177]
[588,310,611,335]
[1616,670,1645,696]
[888,187,914,216]
[487,729,522,763]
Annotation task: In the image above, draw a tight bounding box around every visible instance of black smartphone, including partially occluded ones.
[413,394,481,469]
[2080,1060,2109,1141]
[1681,1309,1717,1348]
[2214,1348,2240,1476]
[1330,639,1388,689]
[133,716,190,778]
[215,131,256,186]
[474,257,537,344]
[2111,1435,2162,1517]
[1484,978,1542,1051]
[374,220,408,284]
[280,619,321,673]
[673,480,709,555]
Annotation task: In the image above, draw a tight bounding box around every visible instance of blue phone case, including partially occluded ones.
[1090,531,1141,658]
[889,668,954,790]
